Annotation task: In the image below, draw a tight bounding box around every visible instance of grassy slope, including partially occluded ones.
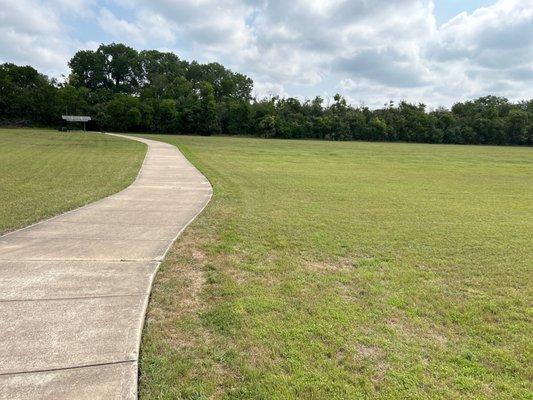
[0,129,146,234]
[139,135,532,399]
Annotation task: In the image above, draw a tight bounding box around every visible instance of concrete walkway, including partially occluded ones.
[0,134,212,399]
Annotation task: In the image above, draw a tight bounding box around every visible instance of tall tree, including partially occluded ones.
[69,50,108,90]
[97,43,141,93]
[198,81,219,135]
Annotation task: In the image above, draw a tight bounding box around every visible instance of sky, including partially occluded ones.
[1,0,532,108]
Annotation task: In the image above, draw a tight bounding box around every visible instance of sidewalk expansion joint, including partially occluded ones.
[0,359,137,377]
[0,293,147,303]
[2,236,169,242]
[0,258,163,262]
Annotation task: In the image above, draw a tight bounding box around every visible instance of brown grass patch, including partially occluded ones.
[192,249,207,261]
[305,257,356,273]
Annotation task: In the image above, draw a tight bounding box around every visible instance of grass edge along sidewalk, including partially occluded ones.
[0,128,146,235]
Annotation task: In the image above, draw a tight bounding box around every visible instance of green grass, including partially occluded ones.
[0,128,146,234]
[138,135,532,399]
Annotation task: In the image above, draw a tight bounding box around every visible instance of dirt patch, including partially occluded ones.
[304,256,385,273]
[357,344,381,358]
[192,249,207,261]
[356,344,388,387]
[180,264,206,310]
[306,257,355,273]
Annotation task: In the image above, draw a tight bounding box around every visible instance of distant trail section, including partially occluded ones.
[0,133,212,399]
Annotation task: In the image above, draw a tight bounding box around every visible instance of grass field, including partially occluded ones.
[0,129,146,234]
[138,135,532,399]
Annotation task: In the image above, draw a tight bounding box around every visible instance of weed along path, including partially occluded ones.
[0,134,212,399]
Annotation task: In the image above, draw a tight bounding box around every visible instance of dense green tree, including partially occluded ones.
[1,43,531,146]
[139,50,188,99]
[368,117,389,141]
[225,100,253,135]
[152,99,179,133]
[57,85,90,116]
[258,115,277,138]
[98,43,141,93]
[197,82,219,136]
[105,94,141,131]
[69,50,108,90]
[140,50,187,84]
[186,61,252,101]
[506,109,530,144]
[0,63,57,124]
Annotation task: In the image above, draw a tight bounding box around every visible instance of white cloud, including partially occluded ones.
[48,0,95,17]
[98,7,176,47]
[426,0,533,104]
[98,8,145,44]
[253,81,289,99]
[0,0,73,74]
[0,0,61,35]
[112,0,255,58]
[247,0,436,84]
[0,0,531,106]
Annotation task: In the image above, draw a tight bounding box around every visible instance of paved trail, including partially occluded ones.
[0,134,212,399]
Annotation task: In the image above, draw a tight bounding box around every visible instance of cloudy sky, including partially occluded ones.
[1,0,532,107]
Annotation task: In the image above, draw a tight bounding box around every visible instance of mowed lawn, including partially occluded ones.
[0,129,146,234]
[139,135,532,399]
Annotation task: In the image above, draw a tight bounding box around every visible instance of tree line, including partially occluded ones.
[1,43,531,145]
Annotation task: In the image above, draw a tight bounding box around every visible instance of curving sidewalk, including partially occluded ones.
[0,134,212,399]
